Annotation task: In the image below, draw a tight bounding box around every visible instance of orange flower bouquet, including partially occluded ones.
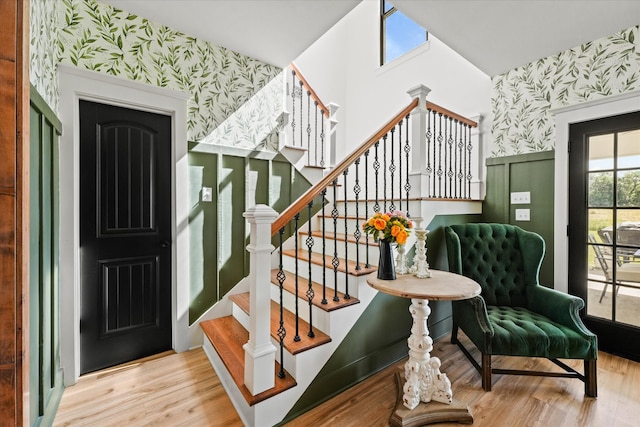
[362,210,413,245]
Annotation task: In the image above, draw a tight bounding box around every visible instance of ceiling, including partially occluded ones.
[102,0,639,76]
[395,0,640,76]
[101,0,361,68]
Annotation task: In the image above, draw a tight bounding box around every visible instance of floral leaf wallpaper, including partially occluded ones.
[52,0,282,145]
[491,25,639,157]
[30,0,60,110]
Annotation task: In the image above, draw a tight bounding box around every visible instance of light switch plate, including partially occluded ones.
[511,191,531,204]
[515,208,530,221]
[202,187,213,202]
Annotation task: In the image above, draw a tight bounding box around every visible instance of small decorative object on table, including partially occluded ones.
[363,210,413,280]
[409,225,432,278]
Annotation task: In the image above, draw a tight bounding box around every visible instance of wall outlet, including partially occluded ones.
[515,208,530,221]
[201,187,212,202]
[511,191,531,204]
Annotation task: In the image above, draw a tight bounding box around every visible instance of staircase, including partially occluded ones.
[198,66,483,426]
[200,197,384,425]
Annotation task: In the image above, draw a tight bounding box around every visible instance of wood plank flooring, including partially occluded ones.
[54,334,640,426]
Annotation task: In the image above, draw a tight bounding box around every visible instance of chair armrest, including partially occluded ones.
[453,296,494,348]
[527,286,594,338]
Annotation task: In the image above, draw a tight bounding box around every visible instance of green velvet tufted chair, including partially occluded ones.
[445,223,597,397]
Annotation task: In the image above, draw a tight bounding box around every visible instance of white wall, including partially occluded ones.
[294,0,491,162]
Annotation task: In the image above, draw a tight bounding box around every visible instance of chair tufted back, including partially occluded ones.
[445,223,545,307]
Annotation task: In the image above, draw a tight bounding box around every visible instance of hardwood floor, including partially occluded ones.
[53,350,243,426]
[54,334,640,426]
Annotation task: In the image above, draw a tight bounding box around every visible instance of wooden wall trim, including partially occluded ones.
[0,0,28,425]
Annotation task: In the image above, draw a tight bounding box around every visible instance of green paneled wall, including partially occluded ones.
[484,151,555,286]
[281,213,482,424]
[188,146,313,323]
[29,87,64,427]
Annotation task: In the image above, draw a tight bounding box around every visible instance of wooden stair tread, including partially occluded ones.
[299,230,379,246]
[230,293,332,355]
[269,269,360,312]
[200,316,296,406]
[282,249,377,276]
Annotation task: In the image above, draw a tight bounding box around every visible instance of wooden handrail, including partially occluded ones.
[290,62,330,118]
[271,98,419,235]
[426,101,477,128]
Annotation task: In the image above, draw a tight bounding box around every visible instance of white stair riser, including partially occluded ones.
[312,216,366,234]
[295,235,380,267]
[230,299,302,379]
[281,257,363,298]
[269,282,332,334]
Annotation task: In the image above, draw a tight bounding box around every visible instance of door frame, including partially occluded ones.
[58,65,190,385]
[553,90,640,294]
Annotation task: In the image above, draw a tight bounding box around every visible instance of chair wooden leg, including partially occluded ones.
[585,359,597,397]
[451,324,459,344]
[482,353,492,391]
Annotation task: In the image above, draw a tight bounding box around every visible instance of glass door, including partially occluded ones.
[568,111,640,361]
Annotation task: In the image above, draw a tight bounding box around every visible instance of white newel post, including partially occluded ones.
[242,205,279,395]
[469,114,484,200]
[327,102,340,169]
[407,85,431,198]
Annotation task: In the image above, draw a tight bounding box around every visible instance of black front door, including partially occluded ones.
[79,100,172,374]
[568,111,640,361]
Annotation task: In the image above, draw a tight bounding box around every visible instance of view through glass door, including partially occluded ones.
[568,111,640,361]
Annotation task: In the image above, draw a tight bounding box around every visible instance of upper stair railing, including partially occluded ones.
[242,83,481,395]
[424,101,478,199]
[283,63,339,169]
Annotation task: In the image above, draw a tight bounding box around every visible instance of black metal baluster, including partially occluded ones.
[447,117,454,198]
[299,80,304,148]
[373,141,380,213]
[398,120,403,212]
[276,228,287,378]
[389,128,396,212]
[431,110,437,197]
[343,169,350,299]
[306,201,315,338]
[354,158,362,271]
[467,124,473,198]
[331,180,340,302]
[320,188,328,304]
[306,90,312,164]
[425,109,433,198]
[437,113,444,198]
[457,121,463,198]
[314,101,319,167]
[320,110,326,167]
[383,134,388,212]
[404,114,411,216]
[293,213,301,342]
[291,70,296,147]
[364,149,370,268]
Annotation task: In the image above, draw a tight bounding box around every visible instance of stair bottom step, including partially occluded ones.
[201,316,296,406]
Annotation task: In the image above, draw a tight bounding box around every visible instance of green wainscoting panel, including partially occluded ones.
[187,146,313,323]
[281,213,482,424]
[220,155,248,296]
[29,86,64,427]
[484,151,555,286]
[189,150,219,324]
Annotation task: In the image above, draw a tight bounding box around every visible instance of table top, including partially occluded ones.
[366,270,481,301]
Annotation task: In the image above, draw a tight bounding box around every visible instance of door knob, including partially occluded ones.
[160,240,170,248]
